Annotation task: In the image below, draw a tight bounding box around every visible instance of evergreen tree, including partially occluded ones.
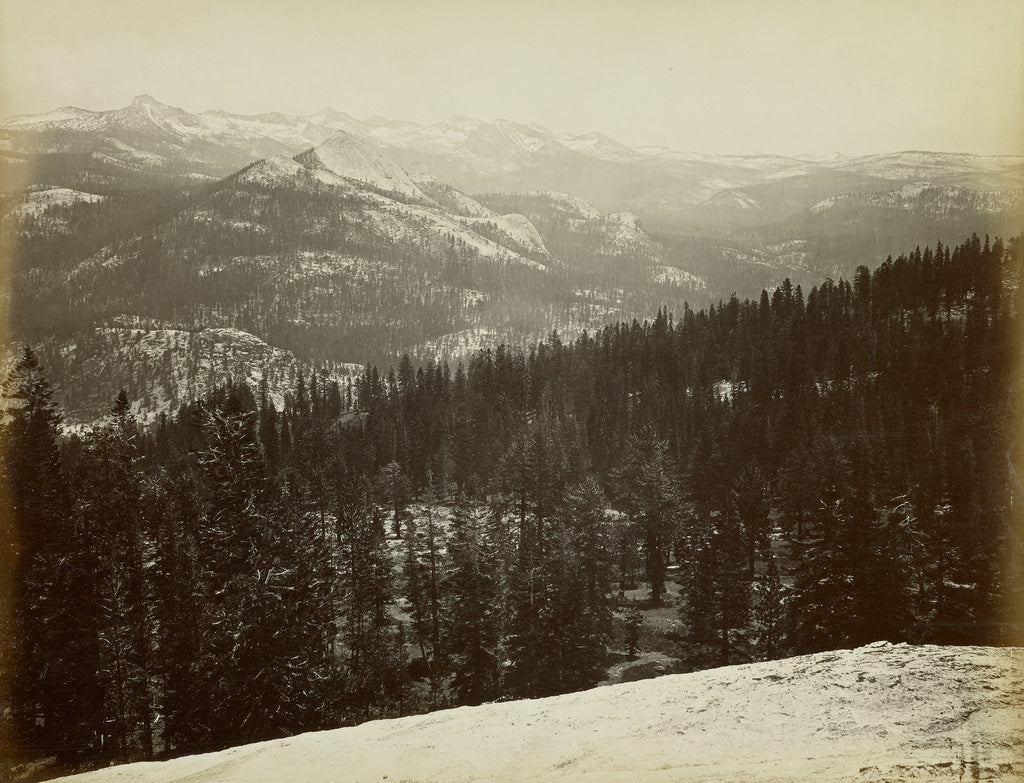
[72,392,155,760]
[402,475,446,705]
[443,494,501,706]
[753,559,786,661]
[612,429,680,604]
[150,463,205,754]
[219,474,337,742]
[504,474,613,697]
[1,347,92,762]
[335,483,405,720]
[787,486,910,653]
[378,461,411,538]
[623,604,643,656]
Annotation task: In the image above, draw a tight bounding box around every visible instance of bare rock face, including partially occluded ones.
[52,643,1024,783]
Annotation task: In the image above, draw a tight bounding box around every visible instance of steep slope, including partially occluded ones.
[31,325,355,426]
[6,96,1022,215]
[0,95,323,184]
[295,133,433,202]
[6,97,1023,420]
[474,191,707,293]
[10,139,706,421]
[405,163,492,216]
[52,643,1024,783]
[5,98,1021,305]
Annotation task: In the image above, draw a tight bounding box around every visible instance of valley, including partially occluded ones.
[2,96,1022,423]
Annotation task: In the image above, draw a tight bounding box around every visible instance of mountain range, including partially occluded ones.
[1,95,1021,423]
[5,95,1023,212]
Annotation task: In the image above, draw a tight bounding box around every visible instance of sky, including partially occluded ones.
[1,0,1023,156]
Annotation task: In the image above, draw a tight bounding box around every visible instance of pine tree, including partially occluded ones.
[443,494,501,706]
[258,390,280,473]
[787,485,910,653]
[163,399,271,750]
[733,464,771,574]
[504,474,613,697]
[150,463,205,754]
[220,474,337,743]
[378,461,411,538]
[612,429,680,604]
[335,482,405,720]
[1,347,94,762]
[152,392,343,750]
[753,559,786,661]
[623,604,643,656]
[71,392,156,760]
[553,475,615,685]
[402,476,446,705]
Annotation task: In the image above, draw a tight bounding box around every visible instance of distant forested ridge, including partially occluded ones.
[1,234,1020,777]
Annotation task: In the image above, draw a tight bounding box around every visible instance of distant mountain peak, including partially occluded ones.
[296,133,430,201]
[436,113,482,132]
[314,105,357,122]
[130,93,162,109]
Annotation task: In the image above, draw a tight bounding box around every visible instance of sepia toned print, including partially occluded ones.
[0,1,1022,781]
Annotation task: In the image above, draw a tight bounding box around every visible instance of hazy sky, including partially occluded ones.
[2,0,1022,156]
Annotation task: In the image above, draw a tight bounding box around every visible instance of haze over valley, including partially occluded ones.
[2,4,1022,782]
[2,95,1022,422]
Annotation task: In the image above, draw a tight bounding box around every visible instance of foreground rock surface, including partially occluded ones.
[56,643,1024,783]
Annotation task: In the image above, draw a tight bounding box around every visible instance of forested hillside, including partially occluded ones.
[4,97,1023,426]
[1,234,1021,779]
[1,144,707,424]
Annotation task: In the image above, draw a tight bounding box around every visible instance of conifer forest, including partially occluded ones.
[2,232,1021,771]
[5,6,1024,780]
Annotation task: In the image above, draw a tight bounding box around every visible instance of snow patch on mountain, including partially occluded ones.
[601,211,648,252]
[200,110,327,149]
[298,134,429,201]
[436,113,483,134]
[67,248,127,281]
[556,131,643,161]
[407,164,494,217]
[52,643,1024,783]
[100,138,166,166]
[703,188,762,210]
[461,213,549,256]
[236,156,305,186]
[418,327,502,361]
[290,251,382,279]
[14,186,105,218]
[722,240,810,272]
[2,106,100,130]
[363,115,480,155]
[651,266,706,289]
[810,184,1024,216]
[494,119,554,153]
[48,325,354,425]
[365,201,549,271]
[894,181,931,199]
[526,190,603,220]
